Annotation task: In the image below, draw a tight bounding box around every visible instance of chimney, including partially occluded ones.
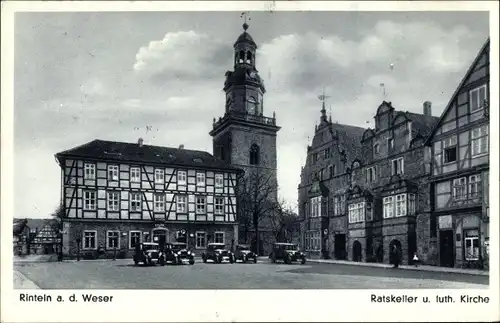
[137,137,144,147]
[179,144,184,150]
[423,101,432,116]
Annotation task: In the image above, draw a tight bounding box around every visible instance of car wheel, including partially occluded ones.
[242,255,247,263]
[253,256,257,264]
[230,256,234,264]
[301,257,306,265]
[159,257,165,266]
[285,254,291,264]
[189,257,195,265]
[217,256,222,264]
[202,255,207,263]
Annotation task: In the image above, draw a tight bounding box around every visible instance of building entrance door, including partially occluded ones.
[152,228,168,250]
[334,234,346,260]
[353,241,362,262]
[439,230,454,267]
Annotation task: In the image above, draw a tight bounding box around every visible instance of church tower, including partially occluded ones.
[209,21,280,253]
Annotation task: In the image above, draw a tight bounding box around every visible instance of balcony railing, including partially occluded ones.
[213,111,276,129]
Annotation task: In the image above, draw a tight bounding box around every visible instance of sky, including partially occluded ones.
[13,10,489,218]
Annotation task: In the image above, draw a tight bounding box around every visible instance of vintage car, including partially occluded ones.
[233,244,258,263]
[268,242,306,264]
[133,242,165,266]
[201,243,234,264]
[164,242,195,265]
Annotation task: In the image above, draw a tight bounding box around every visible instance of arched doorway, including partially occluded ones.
[389,239,402,264]
[152,227,169,250]
[353,241,362,262]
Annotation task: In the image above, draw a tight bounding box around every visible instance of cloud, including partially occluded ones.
[79,77,106,97]
[257,19,482,95]
[133,31,232,83]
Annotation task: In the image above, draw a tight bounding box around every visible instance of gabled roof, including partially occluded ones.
[425,37,490,144]
[332,123,367,165]
[13,219,28,235]
[406,112,440,138]
[55,139,241,172]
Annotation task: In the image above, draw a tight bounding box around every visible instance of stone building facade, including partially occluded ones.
[55,139,241,259]
[298,100,439,265]
[426,38,490,269]
[210,23,280,255]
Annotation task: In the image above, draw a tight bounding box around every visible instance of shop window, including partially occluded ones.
[83,230,97,250]
[464,229,480,261]
[305,231,321,251]
[107,231,120,249]
[214,232,225,244]
[129,231,142,249]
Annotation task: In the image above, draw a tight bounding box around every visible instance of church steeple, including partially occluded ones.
[233,20,257,70]
[223,18,265,116]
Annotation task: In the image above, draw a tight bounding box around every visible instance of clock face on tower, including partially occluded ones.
[247,97,257,114]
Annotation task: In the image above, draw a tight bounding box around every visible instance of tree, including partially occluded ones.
[270,200,300,243]
[237,167,277,255]
[50,203,65,260]
[50,203,64,221]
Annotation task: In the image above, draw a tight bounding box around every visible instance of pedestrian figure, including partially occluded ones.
[412,252,420,267]
[391,245,401,268]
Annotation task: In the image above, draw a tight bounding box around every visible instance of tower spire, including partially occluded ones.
[318,87,330,123]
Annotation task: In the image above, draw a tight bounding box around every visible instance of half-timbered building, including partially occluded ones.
[55,139,242,259]
[426,38,490,269]
[298,99,439,265]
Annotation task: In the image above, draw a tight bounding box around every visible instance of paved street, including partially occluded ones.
[14,258,488,289]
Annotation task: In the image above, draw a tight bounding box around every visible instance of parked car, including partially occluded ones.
[201,243,234,264]
[133,242,165,266]
[268,242,306,264]
[233,244,257,263]
[164,242,195,265]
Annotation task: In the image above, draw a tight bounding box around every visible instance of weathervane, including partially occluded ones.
[318,87,330,122]
[240,12,251,30]
[317,87,330,103]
